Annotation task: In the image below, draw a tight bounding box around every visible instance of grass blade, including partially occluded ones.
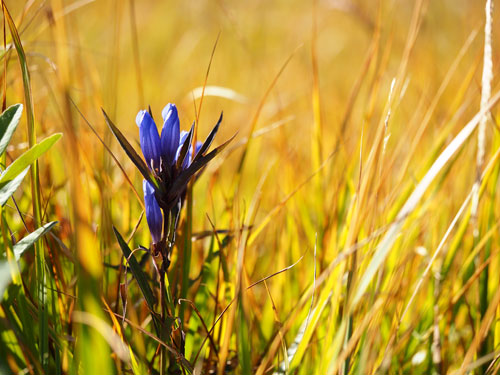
[0,133,61,184]
[112,226,160,333]
[192,112,222,163]
[102,109,158,190]
[168,133,235,202]
[13,221,57,261]
[0,166,28,206]
[352,89,500,308]
[3,3,49,370]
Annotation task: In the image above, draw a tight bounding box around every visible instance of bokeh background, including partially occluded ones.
[2,0,500,374]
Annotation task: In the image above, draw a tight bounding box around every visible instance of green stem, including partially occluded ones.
[160,268,166,375]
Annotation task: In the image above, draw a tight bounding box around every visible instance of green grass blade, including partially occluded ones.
[237,302,251,375]
[0,133,62,184]
[352,90,500,307]
[102,109,158,190]
[3,3,50,370]
[13,221,58,261]
[112,226,160,333]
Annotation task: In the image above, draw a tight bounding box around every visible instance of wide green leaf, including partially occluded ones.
[0,167,29,206]
[0,133,61,184]
[14,221,58,261]
[0,104,23,156]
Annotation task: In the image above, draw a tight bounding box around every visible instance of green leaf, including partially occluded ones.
[0,104,23,156]
[0,167,29,206]
[0,133,62,184]
[112,226,161,333]
[102,109,159,190]
[14,221,57,261]
[0,261,12,302]
[237,303,252,375]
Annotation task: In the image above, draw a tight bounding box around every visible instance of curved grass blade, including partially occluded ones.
[352,89,500,308]
[0,133,61,184]
[72,311,131,363]
[0,103,23,156]
[3,3,49,370]
[13,221,57,261]
[0,166,29,206]
[112,226,160,333]
[102,109,159,190]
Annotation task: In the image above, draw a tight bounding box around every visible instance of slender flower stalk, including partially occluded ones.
[105,99,231,278]
[98,102,232,268]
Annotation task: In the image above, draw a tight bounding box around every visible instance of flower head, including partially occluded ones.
[136,103,205,245]
[104,102,229,252]
[136,103,202,175]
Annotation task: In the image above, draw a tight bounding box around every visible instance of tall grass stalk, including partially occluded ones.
[2,2,500,374]
[3,3,49,370]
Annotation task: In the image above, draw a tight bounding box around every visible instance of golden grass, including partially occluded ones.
[1,0,500,374]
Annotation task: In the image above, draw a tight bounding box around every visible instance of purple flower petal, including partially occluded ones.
[137,110,161,171]
[160,103,180,166]
[143,180,163,244]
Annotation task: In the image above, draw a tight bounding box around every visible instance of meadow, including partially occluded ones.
[0,0,500,374]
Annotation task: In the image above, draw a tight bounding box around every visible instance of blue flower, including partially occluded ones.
[105,100,228,258]
[161,104,180,167]
[136,103,201,173]
[136,110,161,172]
[176,131,202,169]
[136,103,203,244]
[143,179,163,244]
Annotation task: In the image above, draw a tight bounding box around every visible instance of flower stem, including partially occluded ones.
[160,266,167,375]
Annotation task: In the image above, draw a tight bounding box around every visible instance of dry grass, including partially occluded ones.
[1,1,500,374]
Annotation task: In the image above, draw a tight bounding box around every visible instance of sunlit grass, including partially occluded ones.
[1,0,500,374]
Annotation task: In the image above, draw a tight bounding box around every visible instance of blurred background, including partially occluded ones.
[2,0,500,374]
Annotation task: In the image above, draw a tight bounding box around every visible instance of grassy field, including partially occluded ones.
[1,0,500,374]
